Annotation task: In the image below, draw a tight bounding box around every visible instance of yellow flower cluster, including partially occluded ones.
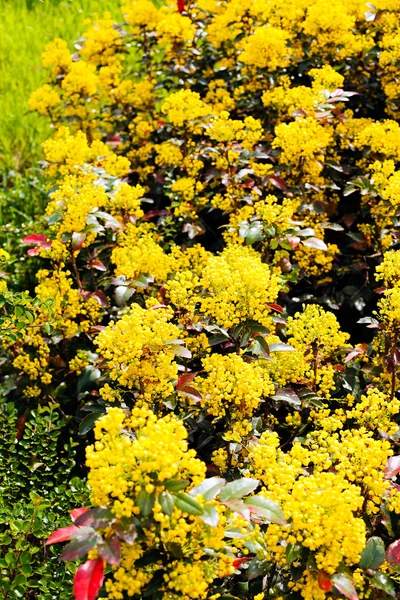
[347,387,400,435]
[286,304,349,357]
[94,304,182,401]
[87,405,205,516]
[87,406,235,600]
[198,353,274,419]
[199,244,282,328]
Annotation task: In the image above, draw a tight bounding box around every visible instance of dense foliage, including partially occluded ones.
[3,0,400,598]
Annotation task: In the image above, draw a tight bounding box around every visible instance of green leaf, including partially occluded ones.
[159,492,174,516]
[286,543,303,563]
[247,557,269,580]
[137,490,155,517]
[243,496,287,525]
[269,343,296,352]
[199,503,219,527]
[359,537,385,570]
[77,366,101,394]
[79,411,104,435]
[370,573,396,597]
[220,478,259,502]
[164,479,189,492]
[190,477,226,500]
[272,388,301,406]
[174,493,203,515]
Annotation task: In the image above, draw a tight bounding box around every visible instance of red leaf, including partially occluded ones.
[385,456,400,479]
[91,291,108,308]
[269,175,288,191]
[177,373,197,390]
[344,346,366,363]
[91,260,107,272]
[287,235,300,249]
[27,246,42,256]
[45,526,80,545]
[386,539,400,565]
[177,0,185,13]
[144,209,168,220]
[70,508,90,523]
[72,232,86,252]
[318,571,333,592]
[74,558,104,600]
[301,237,328,251]
[332,574,359,600]
[16,413,27,440]
[267,303,284,314]
[22,234,47,245]
[233,556,252,569]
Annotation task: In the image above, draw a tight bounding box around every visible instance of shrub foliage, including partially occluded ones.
[3,0,400,598]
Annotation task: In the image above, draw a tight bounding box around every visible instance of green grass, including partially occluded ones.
[0,0,121,172]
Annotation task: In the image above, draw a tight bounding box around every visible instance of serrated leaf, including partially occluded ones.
[45,525,79,545]
[199,503,219,527]
[174,493,203,515]
[243,496,287,525]
[247,557,269,580]
[220,478,259,502]
[359,537,385,570]
[137,490,155,517]
[190,477,226,500]
[286,543,303,563]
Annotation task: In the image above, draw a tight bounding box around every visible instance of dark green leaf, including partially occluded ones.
[359,537,385,570]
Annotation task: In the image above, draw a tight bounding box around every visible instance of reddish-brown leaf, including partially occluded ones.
[91,260,107,272]
[91,291,108,308]
[45,526,79,545]
[177,373,197,390]
[386,539,400,565]
[267,303,284,314]
[74,558,104,600]
[70,507,89,523]
[177,0,185,13]
[385,455,400,479]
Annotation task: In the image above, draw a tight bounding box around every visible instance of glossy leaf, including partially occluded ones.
[359,537,385,570]
[199,503,219,527]
[74,558,104,600]
[60,527,102,561]
[174,493,203,515]
[386,539,400,565]
[220,478,259,502]
[332,574,359,600]
[243,496,287,525]
[190,477,226,501]
[45,525,79,546]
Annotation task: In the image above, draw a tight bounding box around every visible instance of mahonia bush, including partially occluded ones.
[5,0,400,598]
